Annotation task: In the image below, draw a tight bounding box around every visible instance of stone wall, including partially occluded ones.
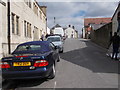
[91,22,112,49]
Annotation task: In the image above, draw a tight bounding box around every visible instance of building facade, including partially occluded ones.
[50,24,64,36]
[65,25,77,38]
[74,30,78,38]
[112,3,120,36]
[0,0,47,58]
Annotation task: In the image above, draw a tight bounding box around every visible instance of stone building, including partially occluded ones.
[0,0,47,58]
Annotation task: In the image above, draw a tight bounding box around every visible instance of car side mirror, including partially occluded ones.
[54,46,59,50]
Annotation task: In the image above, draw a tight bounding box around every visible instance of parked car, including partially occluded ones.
[46,36,64,53]
[1,41,60,80]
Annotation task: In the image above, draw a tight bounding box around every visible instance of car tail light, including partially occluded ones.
[16,56,28,58]
[0,62,10,68]
[34,60,48,67]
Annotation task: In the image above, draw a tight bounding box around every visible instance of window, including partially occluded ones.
[24,0,31,8]
[40,11,42,19]
[16,16,19,35]
[47,37,61,42]
[43,16,46,23]
[49,43,56,50]
[12,13,20,35]
[33,3,38,15]
[15,45,41,51]
[12,13,15,34]
[24,21,27,37]
[24,21,31,38]
[27,22,29,37]
[28,23,31,38]
[29,0,31,8]
[29,24,31,38]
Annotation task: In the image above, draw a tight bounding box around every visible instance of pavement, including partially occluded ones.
[2,38,119,89]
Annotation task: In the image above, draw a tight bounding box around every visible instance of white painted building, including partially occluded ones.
[65,25,76,38]
[0,0,47,58]
[51,24,64,36]
[112,3,120,36]
[47,27,50,34]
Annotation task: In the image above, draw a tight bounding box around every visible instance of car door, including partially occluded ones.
[49,43,59,61]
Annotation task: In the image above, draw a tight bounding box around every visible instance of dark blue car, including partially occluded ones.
[1,41,60,80]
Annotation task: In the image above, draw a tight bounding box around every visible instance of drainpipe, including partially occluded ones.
[46,18,47,34]
[7,0,11,54]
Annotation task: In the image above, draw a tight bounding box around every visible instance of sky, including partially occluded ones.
[39,1,119,34]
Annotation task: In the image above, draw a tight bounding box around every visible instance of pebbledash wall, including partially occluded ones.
[0,0,47,58]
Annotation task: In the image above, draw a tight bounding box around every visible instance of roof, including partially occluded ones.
[90,24,106,30]
[51,24,62,29]
[47,36,61,38]
[84,18,111,26]
[13,41,51,54]
[63,28,67,30]
[18,41,50,46]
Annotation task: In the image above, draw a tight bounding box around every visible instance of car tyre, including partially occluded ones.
[47,63,56,79]
[57,55,60,62]
[60,50,63,53]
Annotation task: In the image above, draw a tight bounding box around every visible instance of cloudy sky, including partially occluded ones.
[39,1,119,34]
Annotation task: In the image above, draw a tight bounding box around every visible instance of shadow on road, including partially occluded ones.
[2,78,47,89]
[60,39,118,74]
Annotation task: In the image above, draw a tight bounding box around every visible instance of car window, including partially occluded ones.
[49,43,55,50]
[16,45,41,51]
[47,37,61,42]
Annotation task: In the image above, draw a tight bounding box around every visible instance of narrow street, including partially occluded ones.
[2,39,118,89]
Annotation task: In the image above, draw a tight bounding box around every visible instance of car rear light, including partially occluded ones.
[34,60,48,67]
[0,62,10,68]
[16,56,28,58]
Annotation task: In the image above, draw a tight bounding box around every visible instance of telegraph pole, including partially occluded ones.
[54,17,56,24]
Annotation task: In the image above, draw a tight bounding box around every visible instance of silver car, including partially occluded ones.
[46,36,64,53]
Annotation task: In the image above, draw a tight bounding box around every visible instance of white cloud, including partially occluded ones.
[39,2,118,34]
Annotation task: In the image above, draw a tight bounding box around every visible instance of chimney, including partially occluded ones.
[68,25,71,27]
[72,26,75,29]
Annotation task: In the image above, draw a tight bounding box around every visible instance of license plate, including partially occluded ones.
[13,62,31,66]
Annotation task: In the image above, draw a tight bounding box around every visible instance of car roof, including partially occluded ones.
[18,41,50,46]
[12,41,51,54]
[47,36,61,38]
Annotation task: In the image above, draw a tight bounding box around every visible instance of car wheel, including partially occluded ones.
[57,55,60,62]
[60,50,63,53]
[47,63,56,79]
